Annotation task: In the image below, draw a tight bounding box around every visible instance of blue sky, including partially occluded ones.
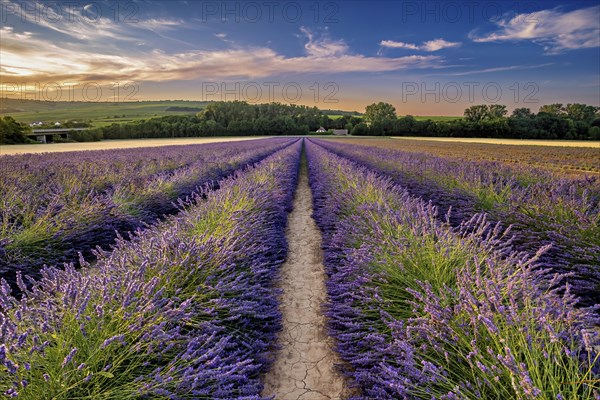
[1,0,599,114]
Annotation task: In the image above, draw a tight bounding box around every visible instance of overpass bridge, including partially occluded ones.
[27,128,89,143]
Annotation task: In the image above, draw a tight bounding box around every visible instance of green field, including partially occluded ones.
[0,99,210,127]
[2,99,461,127]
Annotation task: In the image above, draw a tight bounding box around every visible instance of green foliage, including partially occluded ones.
[5,99,598,141]
[342,102,599,140]
[351,122,369,135]
[0,116,31,144]
[364,102,397,124]
[511,107,534,119]
[488,104,508,119]
[87,101,343,139]
[69,129,104,142]
[539,103,565,116]
[589,126,600,140]
[464,105,490,122]
[565,103,600,122]
[464,104,507,122]
[326,114,362,129]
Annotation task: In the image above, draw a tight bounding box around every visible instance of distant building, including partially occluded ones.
[29,121,44,126]
[54,122,61,126]
[316,127,327,133]
[333,129,348,136]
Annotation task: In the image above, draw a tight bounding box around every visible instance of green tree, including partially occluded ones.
[464,104,507,122]
[534,112,573,139]
[394,115,417,135]
[0,116,30,144]
[511,107,534,119]
[464,105,489,122]
[488,104,508,119]
[333,115,349,129]
[589,126,600,140]
[364,102,397,124]
[539,103,565,116]
[351,122,369,135]
[564,103,599,122]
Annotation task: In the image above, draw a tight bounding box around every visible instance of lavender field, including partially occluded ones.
[3,0,599,397]
[0,138,292,287]
[306,139,599,399]
[0,138,599,399]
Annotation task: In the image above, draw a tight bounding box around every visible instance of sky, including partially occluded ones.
[1,0,599,115]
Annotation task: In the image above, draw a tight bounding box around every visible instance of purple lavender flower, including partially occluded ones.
[62,347,78,368]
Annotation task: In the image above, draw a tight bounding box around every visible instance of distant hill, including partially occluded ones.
[1,99,366,127]
[165,106,203,112]
[321,109,362,116]
[0,99,213,127]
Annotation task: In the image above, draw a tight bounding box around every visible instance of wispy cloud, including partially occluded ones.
[5,0,131,41]
[301,27,349,57]
[143,18,184,32]
[380,38,461,52]
[214,32,235,45]
[443,63,554,76]
[1,26,442,85]
[4,0,185,43]
[470,5,600,54]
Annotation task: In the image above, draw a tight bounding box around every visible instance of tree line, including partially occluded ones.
[82,102,351,141]
[360,102,600,140]
[2,101,599,144]
[85,101,600,141]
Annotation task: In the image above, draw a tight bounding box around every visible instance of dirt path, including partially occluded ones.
[262,154,351,400]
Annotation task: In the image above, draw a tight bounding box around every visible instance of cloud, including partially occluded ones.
[0,26,33,40]
[5,0,131,41]
[301,27,349,57]
[142,18,183,32]
[3,1,184,42]
[214,32,235,44]
[470,5,600,54]
[380,40,419,50]
[443,63,554,76]
[380,38,461,51]
[0,26,442,86]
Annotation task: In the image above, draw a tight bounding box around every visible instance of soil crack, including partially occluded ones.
[262,151,351,400]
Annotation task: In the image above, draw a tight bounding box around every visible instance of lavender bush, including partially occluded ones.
[313,139,600,307]
[0,138,292,285]
[306,139,599,399]
[0,139,301,398]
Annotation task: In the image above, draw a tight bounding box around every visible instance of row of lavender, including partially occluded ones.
[0,139,301,399]
[306,139,599,399]
[313,139,600,306]
[0,139,292,284]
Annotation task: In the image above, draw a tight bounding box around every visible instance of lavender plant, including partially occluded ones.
[313,139,600,307]
[306,139,599,399]
[0,139,292,286]
[0,139,301,399]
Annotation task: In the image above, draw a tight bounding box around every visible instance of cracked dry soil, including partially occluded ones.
[262,156,353,400]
